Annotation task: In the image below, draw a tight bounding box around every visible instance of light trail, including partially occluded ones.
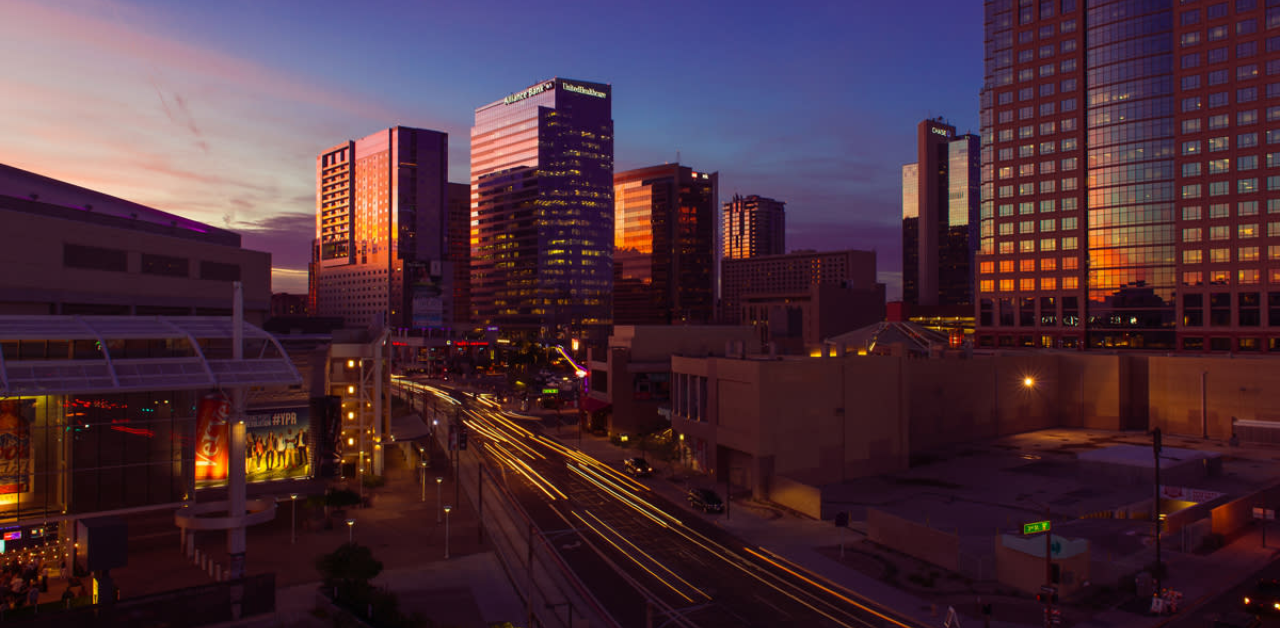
[580,510,710,602]
[745,548,915,628]
[572,510,700,604]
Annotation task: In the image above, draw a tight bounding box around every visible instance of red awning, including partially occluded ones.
[580,396,611,412]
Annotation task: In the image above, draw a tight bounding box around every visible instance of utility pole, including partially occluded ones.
[1153,427,1164,591]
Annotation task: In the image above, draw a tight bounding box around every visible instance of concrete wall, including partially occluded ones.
[867,508,959,572]
[771,474,822,519]
[1148,356,1280,439]
[0,206,271,323]
[993,536,1090,598]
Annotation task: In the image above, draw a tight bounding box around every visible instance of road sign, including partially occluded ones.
[1023,520,1051,535]
[1253,506,1276,521]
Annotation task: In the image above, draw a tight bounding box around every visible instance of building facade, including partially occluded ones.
[447,182,471,326]
[902,120,980,310]
[721,248,880,335]
[613,164,718,325]
[470,78,615,345]
[978,0,1280,352]
[722,194,786,260]
[0,164,272,323]
[313,127,449,330]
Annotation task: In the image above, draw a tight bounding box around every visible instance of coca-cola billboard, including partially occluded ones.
[0,399,32,495]
[194,392,231,483]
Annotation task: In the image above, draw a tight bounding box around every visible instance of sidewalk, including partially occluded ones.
[105,441,524,628]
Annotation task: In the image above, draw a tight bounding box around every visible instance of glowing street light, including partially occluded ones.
[345,518,355,544]
[436,477,444,523]
[443,505,453,559]
[1024,376,1036,388]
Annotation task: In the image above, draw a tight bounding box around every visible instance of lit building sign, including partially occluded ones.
[561,82,606,98]
[930,127,950,137]
[504,82,555,105]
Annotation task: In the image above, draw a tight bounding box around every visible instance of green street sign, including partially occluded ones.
[1023,521,1051,535]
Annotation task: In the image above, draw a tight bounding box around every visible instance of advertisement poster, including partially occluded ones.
[194,392,231,484]
[0,399,32,495]
[244,407,310,482]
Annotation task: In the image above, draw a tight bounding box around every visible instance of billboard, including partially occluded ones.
[195,402,311,488]
[0,399,32,495]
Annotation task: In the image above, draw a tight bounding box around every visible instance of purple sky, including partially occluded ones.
[0,0,982,298]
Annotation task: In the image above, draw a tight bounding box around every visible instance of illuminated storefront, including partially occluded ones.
[0,315,301,564]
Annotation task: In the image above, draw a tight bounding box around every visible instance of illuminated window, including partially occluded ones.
[1041,277,1058,290]
[1000,279,1015,292]
[1063,277,1079,290]
[1041,258,1057,271]
[1240,269,1261,284]
[999,260,1015,273]
[1020,278,1036,291]
[1184,249,1203,263]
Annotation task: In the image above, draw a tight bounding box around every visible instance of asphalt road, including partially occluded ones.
[421,382,927,628]
[1167,551,1280,627]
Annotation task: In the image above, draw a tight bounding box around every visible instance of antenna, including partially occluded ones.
[676,150,681,165]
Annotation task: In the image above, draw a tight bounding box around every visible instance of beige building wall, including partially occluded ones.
[0,208,271,323]
[1148,356,1280,438]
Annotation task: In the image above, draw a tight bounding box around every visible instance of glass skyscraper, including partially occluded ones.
[902,119,979,309]
[613,164,718,325]
[722,194,786,260]
[978,0,1280,352]
[470,78,614,344]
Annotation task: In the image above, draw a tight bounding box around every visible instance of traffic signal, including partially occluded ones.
[834,512,849,528]
[458,424,469,450]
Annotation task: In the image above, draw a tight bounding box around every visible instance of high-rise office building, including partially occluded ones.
[313,126,449,329]
[447,182,470,325]
[723,194,786,260]
[978,0,1280,353]
[470,78,615,343]
[613,164,718,325]
[902,119,980,309]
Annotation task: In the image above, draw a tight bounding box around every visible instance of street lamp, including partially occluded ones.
[420,461,427,502]
[1024,376,1035,388]
[290,493,298,545]
[436,477,444,523]
[443,505,453,559]
[345,518,355,544]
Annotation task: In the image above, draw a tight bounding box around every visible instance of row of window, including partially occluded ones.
[1182,173,1280,196]
[63,245,240,281]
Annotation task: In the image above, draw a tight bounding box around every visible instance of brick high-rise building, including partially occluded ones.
[722,194,786,260]
[613,164,718,325]
[470,78,614,345]
[313,126,449,329]
[977,0,1280,353]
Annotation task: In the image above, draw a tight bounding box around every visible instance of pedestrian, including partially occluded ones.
[60,583,74,604]
[26,584,37,609]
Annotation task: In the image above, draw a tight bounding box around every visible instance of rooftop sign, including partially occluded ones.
[504,81,555,105]
[562,82,606,98]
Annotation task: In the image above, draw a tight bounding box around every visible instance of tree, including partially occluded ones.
[316,543,383,601]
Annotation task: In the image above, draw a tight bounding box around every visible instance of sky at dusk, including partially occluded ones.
[0,0,982,298]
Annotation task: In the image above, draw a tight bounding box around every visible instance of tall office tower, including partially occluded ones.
[470,78,615,344]
[901,163,920,305]
[723,194,786,260]
[313,126,449,329]
[978,0,1280,353]
[447,182,471,325]
[902,120,980,310]
[613,164,718,325]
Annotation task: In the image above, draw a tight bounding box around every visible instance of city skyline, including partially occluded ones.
[0,0,982,298]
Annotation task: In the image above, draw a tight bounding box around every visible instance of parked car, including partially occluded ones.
[686,487,724,513]
[1243,578,1280,614]
[623,458,651,477]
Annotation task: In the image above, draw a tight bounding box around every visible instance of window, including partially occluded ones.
[1062,236,1078,250]
[1184,162,1203,177]
[1183,53,1202,69]
[1239,132,1260,148]
[1207,2,1228,20]
[1239,40,1259,58]
[1239,177,1259,193]
[1062,157,1078,170]
[1211,248,1230,263]
[1062,98,1077,112]
[1240,64,1261,81]
[1183,31,1202,47]
[1209,92,1229,108]
[1061,78,1077,92]
[1239,109,1259,125]
[1241,246,1261,261]
[1209,136,1230,151]
[1184,183,1203,198]
[1183,140,1202,155]
[141,254,189,278]
[1240,223,1260,238]
[1211,225,1231,240]
[1209,25,1229,41]
[1040,102,1056,116]
[1184,227,1203,242]
[1185,249,1204,264]
[1240,200,1260,215]
[64,244,127,272]
[1211,203,1231,218]
[1209,69,1230,86]
[1040,83,1056,97]
[1060,58,1076,73]
[1239,86,1259,103]
[1210,180,1231,196]
[1184,205,1203,220]
[1182,9,1201,26]
[1183,118,1203,134]
[1183,96,1203,113]
[1208,47,1229,64]
[1241,155,1259,170]
[1183,75,1202,92]
[1209,157,1231,173]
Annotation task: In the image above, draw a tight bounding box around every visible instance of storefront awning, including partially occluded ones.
[0,315,302,395]
[581,396,611,412]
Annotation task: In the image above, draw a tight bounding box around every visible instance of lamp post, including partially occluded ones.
[345,518,355,545]
[290,493,298,545]
[420,461,427,502]
[436,477,443,523]
[443,505,452,559]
